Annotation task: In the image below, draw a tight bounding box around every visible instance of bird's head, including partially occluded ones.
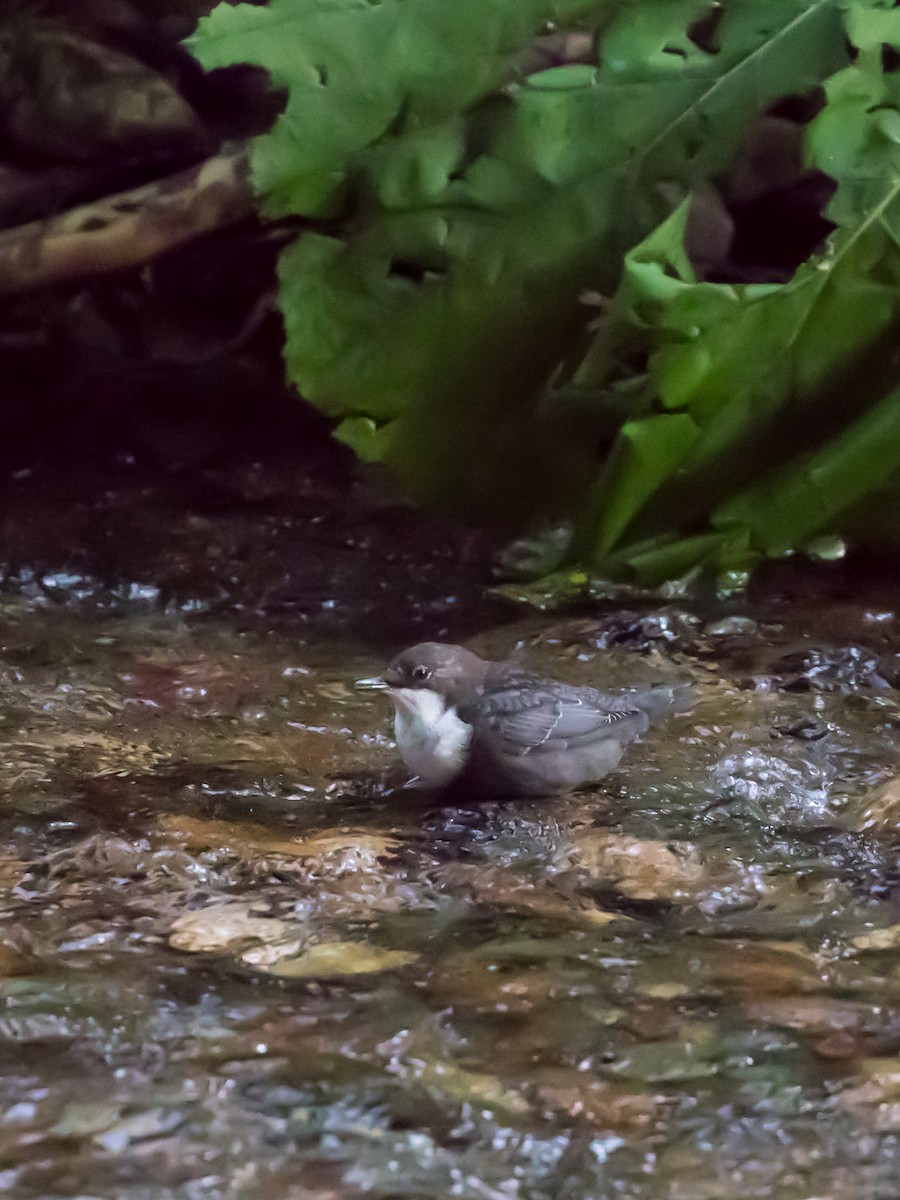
[357,642,488,708]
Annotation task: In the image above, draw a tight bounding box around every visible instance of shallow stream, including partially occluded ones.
[0,461,899,1199]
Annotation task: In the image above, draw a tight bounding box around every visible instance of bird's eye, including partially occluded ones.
[411,665,431,681]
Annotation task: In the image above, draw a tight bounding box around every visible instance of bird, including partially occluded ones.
[357,641,692,797]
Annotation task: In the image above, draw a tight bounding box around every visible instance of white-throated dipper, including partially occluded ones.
[357,642,692,797]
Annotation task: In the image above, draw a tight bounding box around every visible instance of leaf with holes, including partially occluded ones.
[190,0,849,531]
[566,10,900,581]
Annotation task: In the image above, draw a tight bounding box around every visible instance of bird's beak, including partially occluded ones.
[356,675,390,692]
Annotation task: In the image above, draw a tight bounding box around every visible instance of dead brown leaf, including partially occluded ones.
[0,924,36,977]
[154,815,399,873]
[852,925,900,952]
[169,900,301,958]
[533,1066,660,1129]
[573,833,705,902]
[266,942,418,979]
[838,1057,900,1131]
[855,775,900,834]
[708,940,824,999]
[744,996,900,1059]
[432,861,620,930]
[427,949,554,1017]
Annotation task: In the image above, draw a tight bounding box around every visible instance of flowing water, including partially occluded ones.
[0,460,899,1200]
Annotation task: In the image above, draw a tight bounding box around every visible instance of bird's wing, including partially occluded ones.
[462,671,643,758]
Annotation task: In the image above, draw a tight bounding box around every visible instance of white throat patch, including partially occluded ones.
[389,687,472,789]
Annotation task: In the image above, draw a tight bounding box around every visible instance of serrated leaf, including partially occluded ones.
[190,0,850,527]
[191,0,603,216]
[569,8,900,576]
[190,0,900,585]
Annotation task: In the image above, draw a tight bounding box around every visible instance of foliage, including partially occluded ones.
[191,0,900,586]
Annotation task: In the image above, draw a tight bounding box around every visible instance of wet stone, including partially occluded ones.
[704,616,759,639]
[770,714,831,740]
[768,644,887,692]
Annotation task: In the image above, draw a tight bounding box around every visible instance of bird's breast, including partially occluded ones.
[390,688,472,789]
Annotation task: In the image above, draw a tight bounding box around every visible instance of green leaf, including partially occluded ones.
[713,379,900,555]
[569,6,900,576]
[579,411,700,557]
[190,0,603,216]
[190,0,849,524]
[334,416,394,463]
[191,0,900,585]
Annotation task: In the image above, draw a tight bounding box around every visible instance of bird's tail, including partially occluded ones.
[633,682,696,722]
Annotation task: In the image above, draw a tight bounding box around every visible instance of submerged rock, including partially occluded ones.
[855,776,900,835]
